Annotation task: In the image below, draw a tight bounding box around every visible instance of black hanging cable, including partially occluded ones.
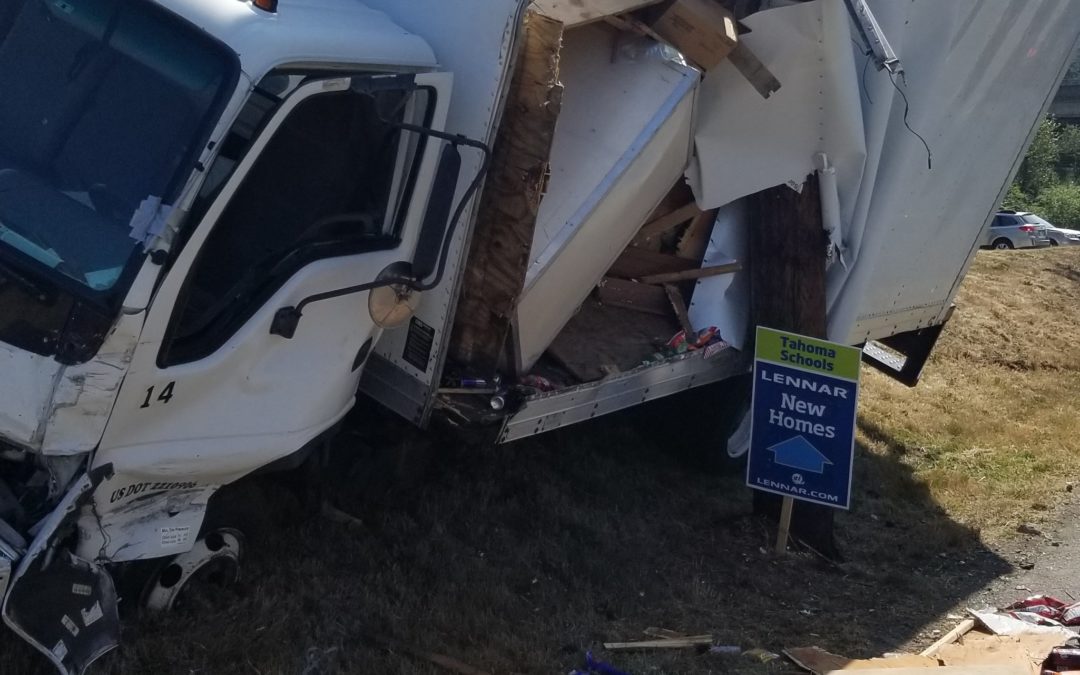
[861,52,875,105]
[888,70,933,171]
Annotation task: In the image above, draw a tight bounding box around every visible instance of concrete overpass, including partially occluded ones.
[1051,84,1080,122]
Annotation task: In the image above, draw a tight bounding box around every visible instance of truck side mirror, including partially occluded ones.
[412,143,462,281]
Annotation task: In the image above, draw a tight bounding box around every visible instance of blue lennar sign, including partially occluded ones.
[746,327,861,510]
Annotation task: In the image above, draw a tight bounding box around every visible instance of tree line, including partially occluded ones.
[1003,117,1080,227]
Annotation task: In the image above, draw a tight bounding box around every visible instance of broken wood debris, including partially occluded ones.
[607,246,697,280]
[531,0,664,27]
[449,11,564,372]
[596,277,671,316]
[635,201,702,243]
[728,42,782,99]
[920,619,976,657]
[665,284,695,336]
[637,261,742,286]
[604,636,713,650]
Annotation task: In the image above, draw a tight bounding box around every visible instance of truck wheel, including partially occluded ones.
[115,479,270,613]
[992,238,1014,250]
[136,528,245,612]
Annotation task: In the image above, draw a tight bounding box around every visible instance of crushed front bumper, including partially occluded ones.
[1,471,119,675]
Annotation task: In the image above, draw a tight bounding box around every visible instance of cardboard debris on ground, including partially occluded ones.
[785,646,940,673]
[825,665,1028,669]
[935,632,1068,675]
[786,605,1079,675]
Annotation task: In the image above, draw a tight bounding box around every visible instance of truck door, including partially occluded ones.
[90,72,453,552]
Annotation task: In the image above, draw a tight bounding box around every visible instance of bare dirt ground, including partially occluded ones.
[2,247,1079,674]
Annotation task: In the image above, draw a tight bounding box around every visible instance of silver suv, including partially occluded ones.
[984,211,1052,249]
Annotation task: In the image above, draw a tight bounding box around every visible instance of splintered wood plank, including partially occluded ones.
[676,208,719,261]
[608,247,697,280]
[532,0,664,27]
[596,277,671,316]
[638,262,742,286]
[664,284,695,336]
[729,42,782,99]
[449,12,564,373]
[635,202,702,243]
[604,636,714,650]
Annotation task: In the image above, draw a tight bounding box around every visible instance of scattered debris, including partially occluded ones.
[920,620,976,657]
[1017,523,1043,536]
[786,646,939,673]
[785,608,1080,675]
[1040,637,1080,673]
[570,651,631,675]
[603,637,713,650]
[743,648,781,663]
[709,645,741,655]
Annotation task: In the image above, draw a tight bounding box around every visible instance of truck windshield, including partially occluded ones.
[0,0,237,298]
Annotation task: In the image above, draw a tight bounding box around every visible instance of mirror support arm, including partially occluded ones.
[269,132,490,339]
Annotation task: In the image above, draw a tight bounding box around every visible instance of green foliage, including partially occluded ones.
[1002,183,1032,212]
[1035,183,1080,228]
[1058,124,1080,180]
[1015,118,1061,199]
[1005,116,1080,218]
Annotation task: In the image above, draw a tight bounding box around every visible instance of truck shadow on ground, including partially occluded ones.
[0,408,1011,675]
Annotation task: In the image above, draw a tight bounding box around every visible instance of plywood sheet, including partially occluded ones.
[531,0,663,27]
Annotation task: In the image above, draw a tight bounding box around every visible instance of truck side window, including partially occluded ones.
[160,83,432,366]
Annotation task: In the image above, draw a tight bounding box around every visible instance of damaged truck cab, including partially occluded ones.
[0,0,488,670]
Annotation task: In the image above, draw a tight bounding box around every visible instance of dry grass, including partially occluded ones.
[859,247,1080,539]
[2,248,1079,674]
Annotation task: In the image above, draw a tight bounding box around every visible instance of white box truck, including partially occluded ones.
[0,0,1075,670]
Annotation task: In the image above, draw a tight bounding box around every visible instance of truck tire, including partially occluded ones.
[114,478,276,614]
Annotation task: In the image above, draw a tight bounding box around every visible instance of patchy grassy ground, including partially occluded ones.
[859,247,1080,540]
[2,248,1079,675]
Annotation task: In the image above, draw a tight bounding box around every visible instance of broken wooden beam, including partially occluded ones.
[638,262,742,286]
[676,208,719,261]
[750,174,836,556]
[596,277,671,316]
[728,42,782,99]
[635,202,702,243]
[604,636,713,650]
[449,12,564,373]
[919,619,976,657]
[665,284,695,336]
[532,0,664,27]
[608,247,697,280]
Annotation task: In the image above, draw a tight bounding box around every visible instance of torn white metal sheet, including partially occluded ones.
[515,24,699,371]
[689,201,750,349]
[688,0,1080,346]
[526,24,698,281]
[687,0,866,223]
[828,0,1080,344]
